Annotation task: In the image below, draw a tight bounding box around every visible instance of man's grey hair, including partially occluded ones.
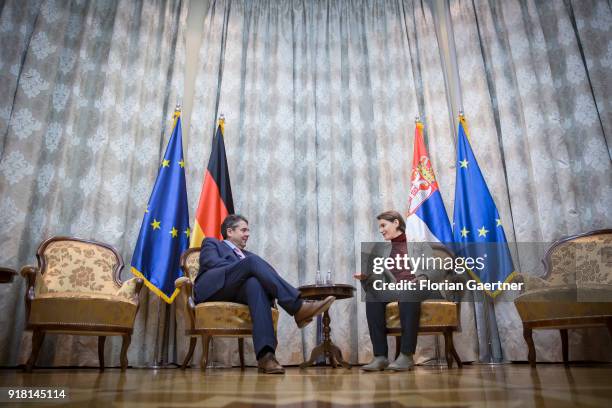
[221,214,248,239]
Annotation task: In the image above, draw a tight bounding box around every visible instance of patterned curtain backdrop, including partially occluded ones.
[183,0,479,367]
[570,0,612,155]
[2,0,609,369]
[449,0,612,362]
[0,0,187,366]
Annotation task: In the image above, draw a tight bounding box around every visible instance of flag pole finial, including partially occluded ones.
[458,110,470,140]
[217,114,225,134]
[173,104,181,121]
[415,115,421,123]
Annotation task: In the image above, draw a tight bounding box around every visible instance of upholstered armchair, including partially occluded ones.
[385,244,463,368]
[514,229,612,366]
[176,247,279,370]
[21,236,143,372]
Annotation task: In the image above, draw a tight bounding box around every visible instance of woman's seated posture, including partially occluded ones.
[354,210,444,371]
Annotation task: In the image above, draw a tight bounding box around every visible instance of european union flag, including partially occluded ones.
[131,111,189,303]
[452,116,515,297]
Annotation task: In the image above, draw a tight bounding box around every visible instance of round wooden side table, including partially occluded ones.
[298,283,355,369]
[0,267,17,283]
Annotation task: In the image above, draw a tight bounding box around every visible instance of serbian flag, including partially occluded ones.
[405,121,453,244]
[190,118,234,247]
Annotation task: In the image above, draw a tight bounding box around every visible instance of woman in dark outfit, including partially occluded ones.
[355,210,442,371]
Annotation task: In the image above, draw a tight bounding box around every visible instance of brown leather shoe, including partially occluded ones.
[294,296,335,328]
[257,352,285,374]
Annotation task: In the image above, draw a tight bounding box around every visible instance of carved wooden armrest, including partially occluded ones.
[175,276,192,291]
[175,277,196,330]
[134,277,144,295]
[20,265,39,323]
[20,265,38,292]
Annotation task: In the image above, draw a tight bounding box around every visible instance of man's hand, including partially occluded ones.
[353,274,367,281]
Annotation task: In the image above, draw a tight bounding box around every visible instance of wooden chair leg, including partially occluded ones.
[200,335,211,371]
[182,337,197,370]
[395,336,401,360]
[120,334,131,372]
[523,327,536,367]
[238,338,245,370]
[98,336,106,372]
[447,331,462,368]
[560,329,569,364]
[25,330,45,373]
[443,330,453,369]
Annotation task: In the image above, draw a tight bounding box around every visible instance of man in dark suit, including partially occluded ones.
[194,214,335,374]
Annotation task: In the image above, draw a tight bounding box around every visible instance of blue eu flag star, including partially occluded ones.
[452,116,515,297]
[131,111,190,303]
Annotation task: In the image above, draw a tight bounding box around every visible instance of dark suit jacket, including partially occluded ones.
[195,237,252,302]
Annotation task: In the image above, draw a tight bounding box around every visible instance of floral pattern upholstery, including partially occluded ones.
[183,250,200,282]
[574,234,612,285]
[515,231,612,324]
[36,241,120,295]
[26,238,140,332]
[519,233,612,292]
[547,233,612,287]
[115,278,142,304]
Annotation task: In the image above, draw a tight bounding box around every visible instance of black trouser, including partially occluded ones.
[365,286,442,357]
[366,301,421,356]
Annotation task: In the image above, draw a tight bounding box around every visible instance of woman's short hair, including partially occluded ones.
[376,210,406,233]
[221,214,248,239]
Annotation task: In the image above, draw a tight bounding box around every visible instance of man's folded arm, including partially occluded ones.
[199,238,234,270]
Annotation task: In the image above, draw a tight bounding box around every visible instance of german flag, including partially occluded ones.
[190,117,234,247]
